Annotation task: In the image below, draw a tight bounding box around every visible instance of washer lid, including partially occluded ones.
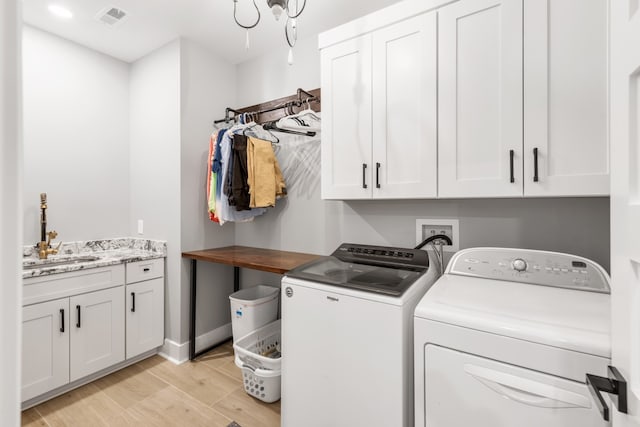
[414,274,611,358]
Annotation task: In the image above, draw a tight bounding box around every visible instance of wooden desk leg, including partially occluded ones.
[189,259,197,361]
[234,266,240,292]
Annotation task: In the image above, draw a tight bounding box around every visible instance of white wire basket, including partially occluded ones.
[233,319,281,371]
[233,319,281,403]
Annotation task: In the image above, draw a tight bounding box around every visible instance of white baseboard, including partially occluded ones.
[159,323,232,365]
[159,338,189,365]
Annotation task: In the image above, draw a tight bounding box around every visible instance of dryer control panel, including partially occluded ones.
[448,247,610,293]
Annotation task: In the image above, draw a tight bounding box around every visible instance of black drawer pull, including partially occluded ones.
[362,163,368,189]
[509,150,515,183]
[76,305,81,328]
[131,292,136,313]
[143,267,150,272]
[376,162,381,188]
[60,308,65,333]
[533,147,539,182]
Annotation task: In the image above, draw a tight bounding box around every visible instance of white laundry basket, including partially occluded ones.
[233,319,281,403]
[229,285,279,341]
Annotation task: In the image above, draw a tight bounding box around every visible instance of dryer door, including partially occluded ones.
[423,345,608,427]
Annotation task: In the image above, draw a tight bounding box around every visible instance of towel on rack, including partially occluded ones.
[247,136,287,208]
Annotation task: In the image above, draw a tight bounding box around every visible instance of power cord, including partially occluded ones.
[415,234,453,276]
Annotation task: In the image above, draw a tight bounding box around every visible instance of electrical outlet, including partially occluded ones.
[415,219,459,252]
[137,219,144,235]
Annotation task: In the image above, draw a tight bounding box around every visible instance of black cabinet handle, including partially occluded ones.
[362,163,368,189]
[131,292,136,313]
[376,162,381,188]
[509,150,515,183]
[533,147,539,182]
[143,268,150,272]
[60,309,65,333]
[586,366,628,421]
[76,305,81,328]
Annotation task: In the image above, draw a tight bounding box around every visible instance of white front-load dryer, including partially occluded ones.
[414,247,611,426]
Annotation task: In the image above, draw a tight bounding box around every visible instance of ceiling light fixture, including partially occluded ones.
[233,0,306,65]
[48,4,73,19]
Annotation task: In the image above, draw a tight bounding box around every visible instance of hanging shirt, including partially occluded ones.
[232,134,251,211]
[206,132,219,223]
[212,128,228,197]
[216,124,268,224]
[247,136,287,208]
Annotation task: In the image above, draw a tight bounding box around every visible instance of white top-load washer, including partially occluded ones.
[414,247,611,427]
[281,243,440,427]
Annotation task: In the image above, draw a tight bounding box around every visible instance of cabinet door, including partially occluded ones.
[438,0,523,198]
[523,0,609,196]
[372,12,437,198]
[70,286,124,382]
[126,278,164,359]
[22,299,69,402]
[321,34,373,199]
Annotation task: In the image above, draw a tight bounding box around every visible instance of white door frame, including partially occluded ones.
[0,0,22,425]
[609,0,640,425]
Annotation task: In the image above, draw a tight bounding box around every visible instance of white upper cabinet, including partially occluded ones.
[321,10,438,199]
[372,13,438,199]
[438,0,523,198]
[319,0,609,199]
[523,0,609,196]
[321,34,373,199]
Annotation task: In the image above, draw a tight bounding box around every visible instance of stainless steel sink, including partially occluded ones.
[23,255,101,270]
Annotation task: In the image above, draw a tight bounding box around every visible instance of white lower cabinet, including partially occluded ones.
[126,277,164,359]
[69,286,125,382]
[21,258,165,404]
[22,298,70,402]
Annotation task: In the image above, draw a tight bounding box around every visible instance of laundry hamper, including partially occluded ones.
[229,285,279,342]
[233,319,281,403]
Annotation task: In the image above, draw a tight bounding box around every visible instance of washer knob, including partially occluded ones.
[512,258,528,272]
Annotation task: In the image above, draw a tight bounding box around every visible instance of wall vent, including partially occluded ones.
[95,6,129,27]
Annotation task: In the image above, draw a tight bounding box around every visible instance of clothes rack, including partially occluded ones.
[213,88,321,127]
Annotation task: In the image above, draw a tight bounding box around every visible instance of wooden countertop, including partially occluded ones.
[181,245,322,275]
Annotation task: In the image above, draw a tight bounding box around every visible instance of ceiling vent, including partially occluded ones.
[95,6,129,27]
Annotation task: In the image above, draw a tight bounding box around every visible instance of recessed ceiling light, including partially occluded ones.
[48,4,73,19]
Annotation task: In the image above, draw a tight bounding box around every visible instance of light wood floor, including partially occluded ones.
[22,341,280,427]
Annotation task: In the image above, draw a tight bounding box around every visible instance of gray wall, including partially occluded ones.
[129,40,183,345]
[22,26,130,244]
[179,39,237,345]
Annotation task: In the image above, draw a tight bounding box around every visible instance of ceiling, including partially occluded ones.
[22,0,401,64]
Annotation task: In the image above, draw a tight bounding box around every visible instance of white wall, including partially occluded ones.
[129,40,182,347]
[1,0,22,425]
[236,35,321,106]
[22,26,130,245]
[232,34,611,290]
[179,39,236,348]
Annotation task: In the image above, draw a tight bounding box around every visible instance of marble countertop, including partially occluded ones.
[23,237,167,279]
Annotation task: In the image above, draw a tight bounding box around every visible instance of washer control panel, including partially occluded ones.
[448,248,610,293]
